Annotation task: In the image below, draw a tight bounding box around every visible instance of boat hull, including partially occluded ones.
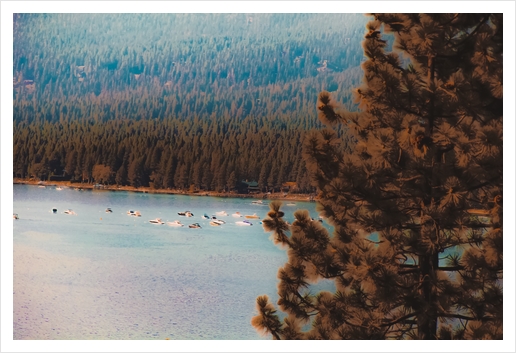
[236,221,252,226]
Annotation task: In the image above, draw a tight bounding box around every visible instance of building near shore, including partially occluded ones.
[237,180,260,194]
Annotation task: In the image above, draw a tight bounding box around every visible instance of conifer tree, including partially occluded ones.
[227,171,237,192]
[115,163,128,186]
[253,13,503,340]
[128,156,145,187]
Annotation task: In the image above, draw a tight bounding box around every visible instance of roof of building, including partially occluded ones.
[241,180,259,187]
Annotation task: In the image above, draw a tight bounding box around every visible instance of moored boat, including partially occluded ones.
[149,218,164,224]
[178,211,194,217]
[166,220,184,227]
[236,220,253,226]
[189,223,202,228]
[232,212,242,218]
[210,216,225,224]
[245,213,260,219]
[251,200,263,205]
[215,211,228,216]
[210,220,224,226]
[64,209,76,215]
[52,208,57,214]
[127,210,141,217]
[202,213,210,220]
[13,213,19,220]
[105,208,113,213]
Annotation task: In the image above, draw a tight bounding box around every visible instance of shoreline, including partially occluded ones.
[13,179,318,203]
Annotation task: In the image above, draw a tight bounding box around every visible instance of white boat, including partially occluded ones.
[178,211,194,217]
[215,211,228,216]
[167,220,184,227]
[64,209,76,215]
[202,213,210,220]
[38,185,46,188]
[189,223,202,229]
[245,213,260,219]
[232,212,242,218]
[105,208,113,213]
[286,203,296,206]
[236,220,253,226]
[127,210,141,217]
[56,187,63,191]
[210,220,224,226]
[251,200,263,205]
[210,216,225,224]
[13,213,19,220]
[149,218,164,225]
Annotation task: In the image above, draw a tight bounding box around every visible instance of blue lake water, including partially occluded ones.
[13,184,332,340]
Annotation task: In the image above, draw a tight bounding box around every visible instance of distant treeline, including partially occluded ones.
[13,13,368,191]
[14,112,357,192]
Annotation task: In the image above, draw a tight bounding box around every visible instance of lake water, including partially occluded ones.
[13,184,332,340]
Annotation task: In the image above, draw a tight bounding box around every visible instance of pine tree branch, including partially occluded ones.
[398,269,419,275]
[399,175,425,182]
[320,272,345,279]
[397,264,420,275]
[399,264,419,268]
[400,224,422,230]
[461,223,494,229]
[466,174,502,192]
[442,13,460,27]
[294,290,315,310]
[448,15,490,49]
[438,265,464,271]
[437,312,496,322]
[385,325,416,339]
[380,311,419,328]
[270,330,282,340]
[364,238,383,245]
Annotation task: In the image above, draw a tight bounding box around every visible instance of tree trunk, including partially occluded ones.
[417,55,439,339]
[418,251,439,339]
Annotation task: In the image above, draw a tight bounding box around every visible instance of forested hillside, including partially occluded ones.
[13,13,368,191]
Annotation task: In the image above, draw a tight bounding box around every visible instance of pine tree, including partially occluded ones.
[162,154,176,189]
[226,171,237,192]
[115,163,128,186]
[253,14,503,340]
[128,156,145,188]
[258,162,270,192]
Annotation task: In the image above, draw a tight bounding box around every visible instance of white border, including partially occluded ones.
[2,2,515,352]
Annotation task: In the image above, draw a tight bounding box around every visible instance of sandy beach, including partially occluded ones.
[13,178,317,203]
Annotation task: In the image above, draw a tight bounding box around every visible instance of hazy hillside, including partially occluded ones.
[13,13,369,191]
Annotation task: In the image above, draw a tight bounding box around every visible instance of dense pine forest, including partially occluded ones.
[13,13,368,192]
